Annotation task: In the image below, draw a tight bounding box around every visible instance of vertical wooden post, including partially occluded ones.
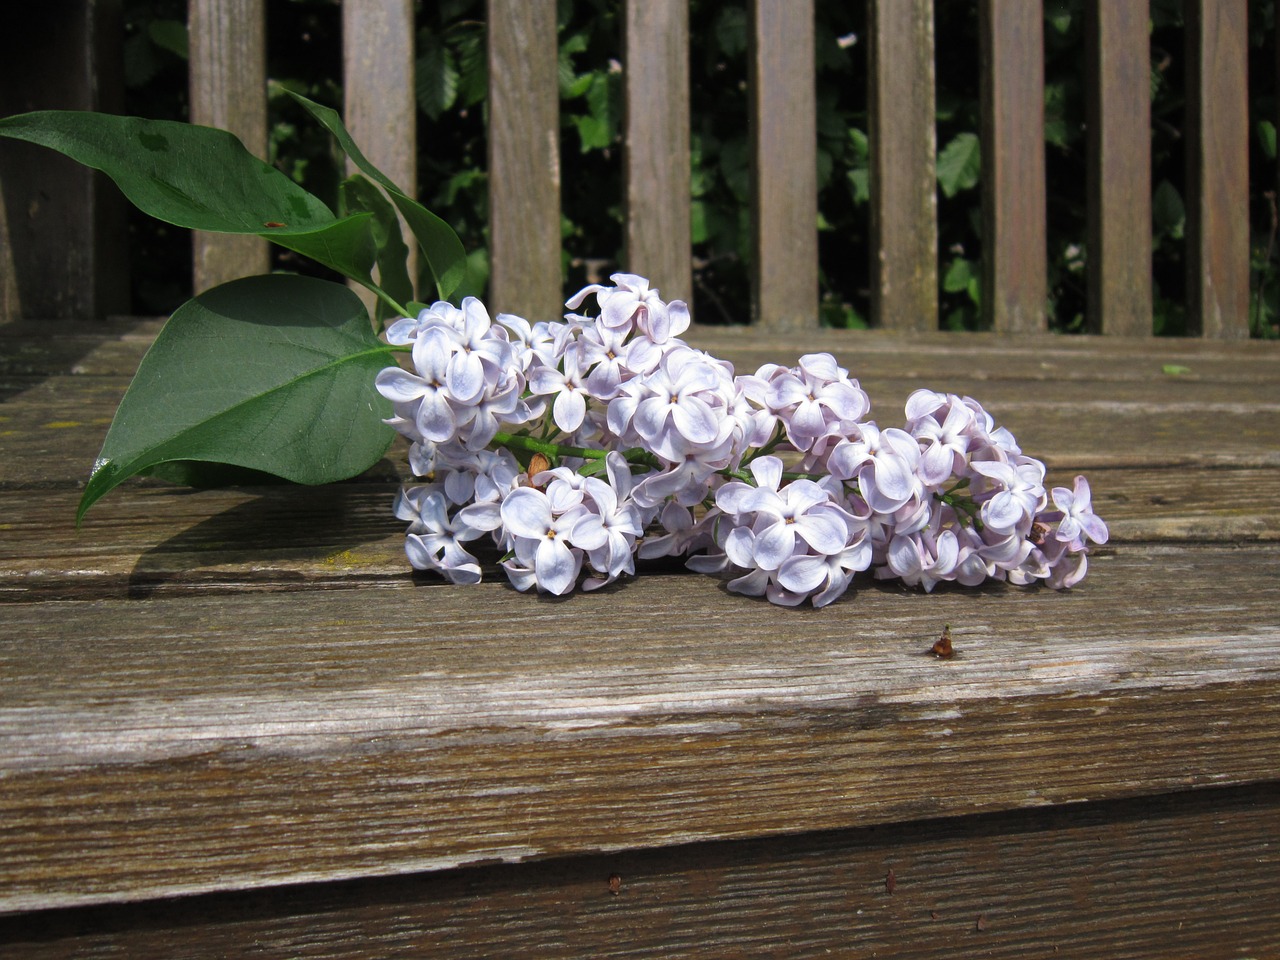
[749,0,818,330]
[1185,0,1250,339]
[979,0,1047,333]
[1086,0,1152,336]
[868,0,937,332]
[344,0,417,305]
[0,0,128,321]
[488,0,562,321]
[623,0,691,306]
[189,0,269,294]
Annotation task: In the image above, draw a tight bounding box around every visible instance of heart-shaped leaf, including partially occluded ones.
[78,274,397,522]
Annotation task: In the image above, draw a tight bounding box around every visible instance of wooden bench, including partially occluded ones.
[2,1,1278,955]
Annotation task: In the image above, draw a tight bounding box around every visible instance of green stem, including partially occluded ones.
[739,423,789,466]
[491,431,658,468]
[356,278,412,321]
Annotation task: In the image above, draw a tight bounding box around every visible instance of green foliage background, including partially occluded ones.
[123,0,1279,336]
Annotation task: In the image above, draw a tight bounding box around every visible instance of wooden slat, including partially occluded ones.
[343,0,417,303]
[749,0,818,330]
[1,323,1278,939]
[2,544,1279,911]
[868,0,937,333]
[8,317,1280,385]
[3,784,1276,958]
[5,321,1280,490]
[4,460,1280,602]
[1086,0,1152,336]
[1185,0,1250,339]
[623,0,692,305]
[487,0,562,321]
[188,0,269,293]
[979,0,1047,333]
[0,0,129,321]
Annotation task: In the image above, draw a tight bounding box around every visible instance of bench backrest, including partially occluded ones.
[0,0,1255,338]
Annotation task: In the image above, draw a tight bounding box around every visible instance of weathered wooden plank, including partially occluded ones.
[868,0,937,332]
[343,0,417,304]
[188,0,270,293]
[6,319,1280,382]
[4,365,1279,494]
[487,0,562,321]
[0,0,129,322]
[2,463,1277,602]
[4,320,1280,489]
[1086,0,1152,336]
[1,544,1278,910]
[749,0,818,330]
[1184,0,1250,339]
[3,784,1276,958]
[623,0,692,305]
[979,0,1047,333]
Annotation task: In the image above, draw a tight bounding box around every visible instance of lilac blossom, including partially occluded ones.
[499,486,587,595]
[1051,476,1109,548]
[376,273,1106,605]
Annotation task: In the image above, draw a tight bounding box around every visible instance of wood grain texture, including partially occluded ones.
[1185,0,1250,339]
[3,784,1276,958]
[1,322,1278,936]
[343,0,417,302]
[868,0,937,333]
[3,324,1280,489]
[6,318,1280,383]
[2,463,1277,602]
[624,0,692,305]
[2,544,1278,911]
[750,0,818,330]
[979,0,1047,333]
[487,0,563,321]
[188,0,270,293]
[1086,0,1152,336]
[0,0,129,321]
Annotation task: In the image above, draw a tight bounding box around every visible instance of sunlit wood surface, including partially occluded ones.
[1,319,1278,956]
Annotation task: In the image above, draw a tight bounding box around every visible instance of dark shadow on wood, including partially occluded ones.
[126,476,405,598]
[2,781,1275,956]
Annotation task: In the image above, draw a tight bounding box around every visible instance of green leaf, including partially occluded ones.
[0,107,386,287]
[1258,120,1276,161]
[715,7,748,56]
[943,256,975,293]
[148,19,189,59]
[691,199,707,244]
[269,213,380,288]
[936,132,981,198]
[452,247,491,303]
[283,90,467,301]
[0,110,336,235]
[1152,179,1185,240]
[454,29,487,107]
[847,168,869,205]
[341,174,414,320]
[572,113,611,152]
[1162,364,1192,376]
[848,127,869,162]
[720,137,750,204]
[415,35,459,121]
[77,275,396,523]
[558,32,590,97]
[1045,0,1073,34]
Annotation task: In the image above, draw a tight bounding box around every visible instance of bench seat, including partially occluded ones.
[1,319,1278,956]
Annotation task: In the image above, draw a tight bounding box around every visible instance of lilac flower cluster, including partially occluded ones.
[376,275,1108,605]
